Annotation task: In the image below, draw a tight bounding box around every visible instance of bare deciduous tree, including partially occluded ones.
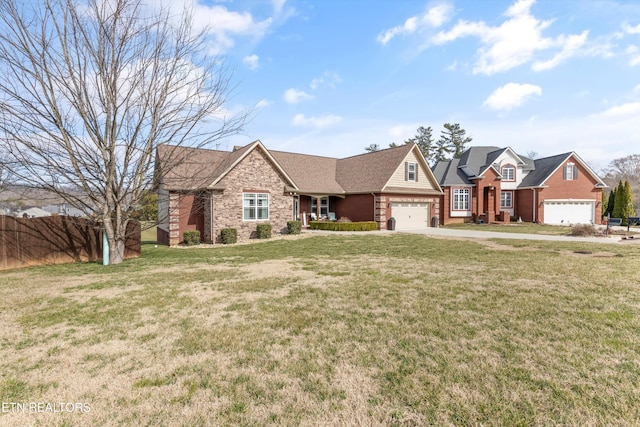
[0,0,247,263]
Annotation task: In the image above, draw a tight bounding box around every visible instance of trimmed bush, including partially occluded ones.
[183,230,200,246]
[287,220,302,235]
[220,228,237,244]
[256,223,272,239]
[310,221,378,231]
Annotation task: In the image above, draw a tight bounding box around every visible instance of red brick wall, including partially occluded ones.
[179,193,204,235]
[536,158,603,224]
[516,189,535,222]
[335,194,374,222]
[164,192,205,245]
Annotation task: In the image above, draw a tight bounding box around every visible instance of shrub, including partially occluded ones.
[287,220,302,235]
[183,230,200,246]
[256,223,272,239]
[310,221,378,231]
[220,228,237,244]
[570,224,597,237]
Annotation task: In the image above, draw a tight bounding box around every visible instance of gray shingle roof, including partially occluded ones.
[519,152,572,187]
[431,147,599,189]
[432,158,473,186]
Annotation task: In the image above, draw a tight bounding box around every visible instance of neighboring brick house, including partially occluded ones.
[432,146,607,226]
[156,141,443,245]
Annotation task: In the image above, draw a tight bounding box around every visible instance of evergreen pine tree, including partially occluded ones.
[624,179,636,220]
[438,123,472,159]
[612,180,625,220]
[606,187,616,217]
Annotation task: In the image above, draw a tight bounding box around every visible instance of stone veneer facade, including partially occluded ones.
[208,147,293,242]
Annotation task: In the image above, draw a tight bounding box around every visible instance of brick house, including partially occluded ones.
[155,141,443,245]
[432,146,607,226]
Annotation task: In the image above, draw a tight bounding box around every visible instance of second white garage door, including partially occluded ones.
[391,202,430,230]
[544,200,594,225]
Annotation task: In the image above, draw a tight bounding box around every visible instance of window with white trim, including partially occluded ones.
[452,188,470,211]
[501,165,515,181]
[500,191,513,209]
[243,193,269,220]
[407,162,417,181]
[564,163,578,180]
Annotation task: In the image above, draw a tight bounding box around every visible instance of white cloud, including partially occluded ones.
[483,83,542,111]
[255,99,271,109]
[423,3,453,27]
[377,3,453,45]
[626,45,640,66]
[243,54,260,70]
[622,22,640,34]
[378,17,419,45]
[271,0,287,13]
[283,88,314,104]
[146,1,276,53]
[310,71,342,90]
[633,84,640,94]
[597,102,640,117]
[532,31,588,71]
[431,0,591,75]
[292,114,342,128]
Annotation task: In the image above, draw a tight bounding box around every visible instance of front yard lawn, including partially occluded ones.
[1,234,639,426]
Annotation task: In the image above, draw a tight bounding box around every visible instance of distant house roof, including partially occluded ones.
[433,146,606,188]
[16,207,51,218]
[157,141,442,195]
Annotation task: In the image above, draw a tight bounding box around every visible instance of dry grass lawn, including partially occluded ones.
[1,233,639,426]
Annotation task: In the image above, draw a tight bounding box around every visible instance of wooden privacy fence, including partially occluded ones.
[0,216,141,270]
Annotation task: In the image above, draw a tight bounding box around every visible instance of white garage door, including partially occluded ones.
[391,202,430,230]
[544,201,594,225]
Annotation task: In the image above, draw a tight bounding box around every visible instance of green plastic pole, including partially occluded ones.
[103,230,109,266]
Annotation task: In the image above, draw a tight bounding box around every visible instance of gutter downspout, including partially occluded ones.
[371,192,378,226]
[532,188,536,223]
[210,191,214,244]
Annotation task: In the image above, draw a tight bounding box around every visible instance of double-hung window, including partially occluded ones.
[406,162,417,182]
[500,191,513,209]
[243,193,269,220]
[453,188,470,211]
[564,163,578,180]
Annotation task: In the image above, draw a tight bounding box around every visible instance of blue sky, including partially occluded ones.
[177,0,640,170]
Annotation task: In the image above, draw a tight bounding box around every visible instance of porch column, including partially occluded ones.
[476,185,484,222]
[487,188,496,223]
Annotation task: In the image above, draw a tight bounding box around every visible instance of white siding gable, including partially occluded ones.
[492,150,528,189]
[385,149,436,190]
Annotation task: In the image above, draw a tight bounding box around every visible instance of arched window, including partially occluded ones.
[501,165,515,181]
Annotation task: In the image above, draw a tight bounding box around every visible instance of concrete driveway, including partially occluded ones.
[401,226,639,245]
